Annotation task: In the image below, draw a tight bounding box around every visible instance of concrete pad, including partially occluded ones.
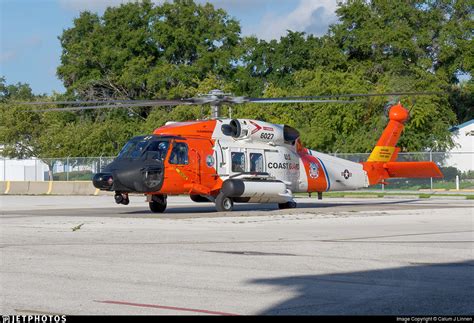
[429,195,467,200]
[383,194,419,199]
[0,196,473,315]
[343,194,380,198]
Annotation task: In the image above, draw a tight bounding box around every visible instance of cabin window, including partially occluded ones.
[250,153,264,172]
[169,142,188,165]
[231,152,246,172]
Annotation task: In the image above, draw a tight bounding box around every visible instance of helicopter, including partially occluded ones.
[28,90,443,212]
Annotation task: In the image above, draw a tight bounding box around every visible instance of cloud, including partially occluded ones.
[58,0,271,12]
[56,0,338,40]
[0,36,43,64]
[248,0,339,40]
[198,0,288,12]
[57,0,140,11]
[0,50,18,63]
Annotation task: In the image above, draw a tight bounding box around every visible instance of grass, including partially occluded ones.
[296,191,473,199]
[363,180,474,191]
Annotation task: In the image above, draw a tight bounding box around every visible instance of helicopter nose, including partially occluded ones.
[117,164,164,192]
[93,159,165,193]
[92,173,114,190]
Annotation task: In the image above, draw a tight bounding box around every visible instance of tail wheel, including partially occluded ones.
[278,201,297,209]
[149,195,167,213]
[215,192,234,212]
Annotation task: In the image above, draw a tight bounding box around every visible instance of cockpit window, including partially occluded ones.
[169,142,188,165]
[129,140,149,159]
[116,136,169,160]
[117,140,137,159]
[145,141,169,160]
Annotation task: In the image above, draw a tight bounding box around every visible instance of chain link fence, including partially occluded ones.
[1,152,473,191]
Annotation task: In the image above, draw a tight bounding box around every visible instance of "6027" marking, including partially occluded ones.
[260,132,274,140]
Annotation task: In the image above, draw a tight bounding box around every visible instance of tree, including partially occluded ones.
[2,0,466,162]
[238,32,347,94]
[57,0,241,101]
[449,80,474,123]
[0,77,36,102]
[331,0,473,83]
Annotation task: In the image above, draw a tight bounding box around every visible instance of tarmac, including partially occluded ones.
[0,195,473,315]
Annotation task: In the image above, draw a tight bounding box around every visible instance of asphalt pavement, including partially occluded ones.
[1,195,473,315]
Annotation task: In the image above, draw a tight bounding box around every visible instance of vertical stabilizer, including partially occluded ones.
[367,103,408,162]
[363,103,442,185]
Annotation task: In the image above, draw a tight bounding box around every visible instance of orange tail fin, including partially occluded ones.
[362,103,443,185]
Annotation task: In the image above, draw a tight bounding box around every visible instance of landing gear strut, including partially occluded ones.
[149,194,167,213]
[114,192,129,205]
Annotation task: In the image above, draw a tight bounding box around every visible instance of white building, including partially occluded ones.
[0,157,49,181]
[447,120,474,172]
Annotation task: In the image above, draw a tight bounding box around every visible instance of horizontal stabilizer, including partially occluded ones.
[383,162,443,178]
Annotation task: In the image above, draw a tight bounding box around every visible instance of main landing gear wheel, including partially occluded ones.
[114,192,129,205]
[215,193,234,212]
[149,195,167,213]
[278,201,297,209]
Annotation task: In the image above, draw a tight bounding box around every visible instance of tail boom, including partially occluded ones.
[362,161,443,185]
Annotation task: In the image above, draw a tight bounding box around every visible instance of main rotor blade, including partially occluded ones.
[17,91,444,109]
[30,100,191,112]
[249,99,364,104]
[250,91,445,101]
[17,99,143,105]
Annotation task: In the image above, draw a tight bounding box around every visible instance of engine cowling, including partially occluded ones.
[221,119,299,145]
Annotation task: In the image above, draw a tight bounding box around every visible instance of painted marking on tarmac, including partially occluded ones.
[95,300,239,316]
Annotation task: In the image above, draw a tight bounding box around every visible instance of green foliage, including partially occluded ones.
[1,0,472,159]
[0,77,37,102]
[57,0,241,99]
[331,0,473,82]
[449,80,474,123]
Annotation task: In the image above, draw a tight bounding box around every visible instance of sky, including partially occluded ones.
[0,0,339,95]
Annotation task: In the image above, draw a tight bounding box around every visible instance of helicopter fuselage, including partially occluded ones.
[94,118,368,206]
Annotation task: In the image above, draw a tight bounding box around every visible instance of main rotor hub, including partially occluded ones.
[195,89,246,119]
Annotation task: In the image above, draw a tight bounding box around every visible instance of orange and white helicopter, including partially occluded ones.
[33,90,443,212]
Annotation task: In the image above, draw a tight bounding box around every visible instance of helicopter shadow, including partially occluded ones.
[250,260,474,315]
[121,199,421,215]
